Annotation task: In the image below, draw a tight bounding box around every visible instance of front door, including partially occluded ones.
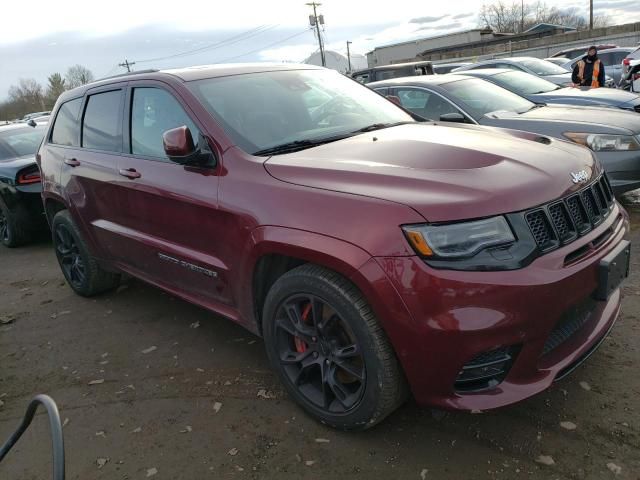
[108,83,230,305]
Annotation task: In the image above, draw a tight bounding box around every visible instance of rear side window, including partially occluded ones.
[130,88,200,160]
[50,98,82,146]
[82,90,123,152]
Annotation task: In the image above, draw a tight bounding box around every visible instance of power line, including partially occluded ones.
[216,29,312,63]
[134,25,279,64]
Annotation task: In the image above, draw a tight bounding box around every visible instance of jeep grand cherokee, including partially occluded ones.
[38,64,630,430]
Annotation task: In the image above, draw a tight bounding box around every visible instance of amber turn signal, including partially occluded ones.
[404,230,434,256]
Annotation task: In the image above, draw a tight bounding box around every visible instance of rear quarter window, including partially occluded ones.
[50,98,82,146]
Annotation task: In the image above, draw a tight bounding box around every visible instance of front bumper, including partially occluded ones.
[359,204,629,411]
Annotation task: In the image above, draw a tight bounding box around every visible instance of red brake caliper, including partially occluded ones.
[294,304,312,353]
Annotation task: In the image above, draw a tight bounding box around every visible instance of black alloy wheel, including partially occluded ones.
[274,294,366,413]
[54,223,86,289]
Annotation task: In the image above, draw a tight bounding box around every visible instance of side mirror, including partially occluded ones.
[439,112,466,123]
[162,126,217,167]
[386,95,402,106]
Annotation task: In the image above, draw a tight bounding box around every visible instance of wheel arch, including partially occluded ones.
[242,226,374,336]
[43,193,68,226]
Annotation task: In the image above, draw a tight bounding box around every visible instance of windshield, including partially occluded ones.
[493,71,560,94]
[519,58,569,76]
[188,69,412,155]
[440,78,535,120]
[0,126,46,161]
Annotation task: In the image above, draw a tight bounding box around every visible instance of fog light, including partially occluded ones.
[454,347,517,393]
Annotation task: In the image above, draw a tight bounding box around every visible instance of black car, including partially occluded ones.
[0,122,48,247]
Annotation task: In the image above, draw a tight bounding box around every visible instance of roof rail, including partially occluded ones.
[97,69,159,82]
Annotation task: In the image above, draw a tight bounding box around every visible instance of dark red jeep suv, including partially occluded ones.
[38,64,630,430]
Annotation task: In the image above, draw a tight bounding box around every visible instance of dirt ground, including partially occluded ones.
[1,209,639,480]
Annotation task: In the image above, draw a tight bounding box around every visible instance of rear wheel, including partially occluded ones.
[0,199,31,248]
[52,210,120,296]
[263,264,407,430]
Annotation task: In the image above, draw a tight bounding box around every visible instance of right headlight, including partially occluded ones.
[403,216,516,258]
[564,132,640,152]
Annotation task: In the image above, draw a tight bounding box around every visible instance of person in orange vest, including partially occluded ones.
[571,46,606,88]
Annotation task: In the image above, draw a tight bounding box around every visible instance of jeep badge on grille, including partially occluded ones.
[570,170,589,184]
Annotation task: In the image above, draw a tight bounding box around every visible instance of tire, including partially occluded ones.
[262,264,408,431]
[0,198,31,248]
[51,210,120,296]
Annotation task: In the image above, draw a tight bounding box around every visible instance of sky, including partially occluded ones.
[1,0,640,100]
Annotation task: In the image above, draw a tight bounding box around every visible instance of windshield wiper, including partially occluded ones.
[253,134,354,156]
[354,121,413,133]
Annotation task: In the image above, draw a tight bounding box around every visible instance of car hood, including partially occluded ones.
[264,123,599,222]
[533,86,640,107]
[483,104,640,134]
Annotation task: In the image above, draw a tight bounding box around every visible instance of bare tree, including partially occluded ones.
[45,73,66,108]
[479,1,610,33]
[65,64,94,89]
[7,78,45,115]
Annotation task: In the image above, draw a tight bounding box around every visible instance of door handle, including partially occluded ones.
[64,158,80,167]
[119,168,141,179]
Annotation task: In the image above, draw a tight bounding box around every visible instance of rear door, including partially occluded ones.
[108,81,229,304]
[56,86,127,260]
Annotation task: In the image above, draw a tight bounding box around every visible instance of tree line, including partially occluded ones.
[479,1,610,34]
[0,65,94,121]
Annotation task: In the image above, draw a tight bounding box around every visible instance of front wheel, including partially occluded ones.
[262,264,407,430]
[51,210,120,296]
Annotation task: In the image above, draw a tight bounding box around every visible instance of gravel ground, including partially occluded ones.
[1,207,639,480]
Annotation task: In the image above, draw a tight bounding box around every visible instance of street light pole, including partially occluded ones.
[346,41,352,73]
[590,0,594,29]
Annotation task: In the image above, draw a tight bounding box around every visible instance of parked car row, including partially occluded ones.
[354,45,640,93]
[1,63,632,431]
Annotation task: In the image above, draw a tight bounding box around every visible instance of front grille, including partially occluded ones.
[525,174,614,253]
[526,210,555,249]
[548,203,576,242]
[542,299,596,355]
[455,347,517,392]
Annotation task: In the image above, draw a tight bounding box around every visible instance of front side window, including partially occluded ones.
[130,88,200,159]
[50,98,82,146]
[396,88,461,120]
[188,69,412,155]
[82,90,123,152]
[440,78,534,120]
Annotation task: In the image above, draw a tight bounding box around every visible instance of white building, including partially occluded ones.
[305,50,368,73]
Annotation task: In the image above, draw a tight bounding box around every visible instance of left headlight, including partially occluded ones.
[564,132,640,152]
[403,216,516,258]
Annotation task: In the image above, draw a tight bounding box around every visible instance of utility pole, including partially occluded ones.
[306,2,326,67]
[346,41,352,73]
[521,0,524,33]
[589,0,594,29]
[118,59,136,73]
